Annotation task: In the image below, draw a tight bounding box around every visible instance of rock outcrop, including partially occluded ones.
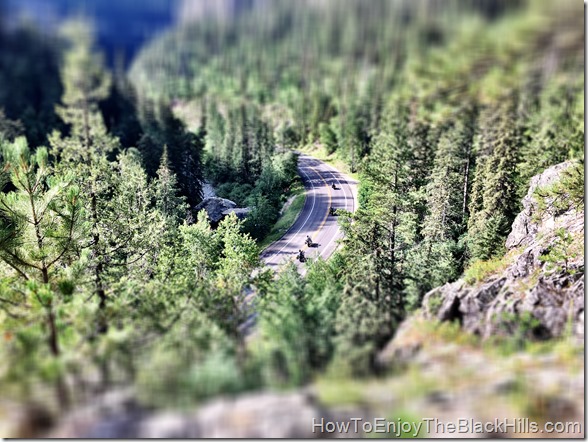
[46,390,365,438]
[376,313,584,437]
[194,197,250,224]
[505,161,577,249]
[422,162,584,340]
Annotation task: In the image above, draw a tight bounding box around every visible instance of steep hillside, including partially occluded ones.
[422,161,583,341]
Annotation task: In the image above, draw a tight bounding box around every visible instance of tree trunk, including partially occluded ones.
[91,190,108,334]
[47,307,70,410]
[462,145,472,223]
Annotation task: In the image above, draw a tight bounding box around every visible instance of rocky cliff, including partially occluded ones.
[422,161,584,341]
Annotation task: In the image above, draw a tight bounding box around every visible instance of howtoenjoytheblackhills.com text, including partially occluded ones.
[312,417,583,437]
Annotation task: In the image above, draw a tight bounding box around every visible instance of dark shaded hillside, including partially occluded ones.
[3,0,176,66]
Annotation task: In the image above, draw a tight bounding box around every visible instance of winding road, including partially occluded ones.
[260,154,358,273]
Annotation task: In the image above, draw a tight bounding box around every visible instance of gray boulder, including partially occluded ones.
[222,207,252,220]
[194,197,237,223]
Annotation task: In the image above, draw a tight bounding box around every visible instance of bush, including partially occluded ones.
[183,350,247,400]
[533,161,584,219]
[539,228,580,274]
[216,182,254,206]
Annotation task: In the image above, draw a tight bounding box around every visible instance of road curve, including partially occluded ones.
[260,154,358,273]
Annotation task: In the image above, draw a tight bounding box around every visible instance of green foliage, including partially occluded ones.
[533,161,584,219]
[539,228,580,274]
[319,122,338,155]
[426,293,443,316]
[53,20,112,162]
[254,260,342,386]
[463,255,512,285]
[201,104,300,241]
[0,0,584,414]
[137,101,204,207]
[216,182,254,206]
[0,137,84,406]
[489,311,545,351]
[155,146,188,225]
[257,193,305,250]
[518,77,584,193]
[135,311,244,407]
[331,281,394,377]
[404,240,461,310]
[467,98,521,261]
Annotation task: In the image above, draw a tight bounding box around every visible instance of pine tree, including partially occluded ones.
[153,101,204,208]
[0,138,84,408]
[204,100,227,181]
[422,111,476,242]
[335,99,417,370]
[319,122,337,154]
[48,21,120,341]
[332,264,396,376]
[518,76,584,196]
[155,145,187,225]
[468,97,520,261]
[403,110,476,307]
[52,20,112,162]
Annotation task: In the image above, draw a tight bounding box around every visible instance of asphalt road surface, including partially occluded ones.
[260,154,358,273]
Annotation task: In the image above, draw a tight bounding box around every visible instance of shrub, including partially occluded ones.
[533,161,584,219]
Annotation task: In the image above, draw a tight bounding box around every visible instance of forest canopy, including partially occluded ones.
[0,0,583,429]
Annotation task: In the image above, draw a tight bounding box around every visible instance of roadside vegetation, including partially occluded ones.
[258,184,306,250]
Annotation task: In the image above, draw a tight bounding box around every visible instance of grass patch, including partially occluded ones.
[299,143,360,181]
[463,249,519,285]
[258,192,306,249]
[314,378,368,407]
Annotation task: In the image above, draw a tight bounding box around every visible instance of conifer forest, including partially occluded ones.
[0,0,584,438]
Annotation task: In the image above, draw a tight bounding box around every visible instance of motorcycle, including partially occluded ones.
[329,207,336,216]
[297,250,306,262]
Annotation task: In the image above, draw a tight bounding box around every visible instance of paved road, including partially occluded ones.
[260,154,358,273]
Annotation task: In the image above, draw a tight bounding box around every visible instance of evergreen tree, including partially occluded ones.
[319,121,337,154]
[518,76,584,196]
[204,100,227,181]
[147,101,204,208]
[402,110,476,307]
[48,22,121,340]
[335,99,417,372]
[155,145,187,225]
[332,264,396,376]
[468,97,520,261]
[422,111,476,242]
[0,138,84,408]
[52,20,112,162]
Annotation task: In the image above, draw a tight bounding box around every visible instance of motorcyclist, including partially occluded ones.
[298,249,305,262]
[306,235,312,246]
[331,183,337,190]
[329,206,335,216]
